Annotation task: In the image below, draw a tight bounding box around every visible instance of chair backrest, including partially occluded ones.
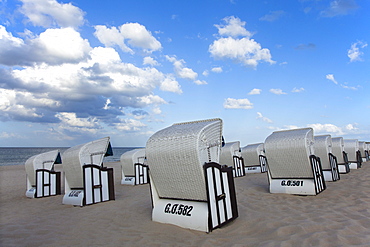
[120,148,146,176]
[63,137,112,189]
[343,139,359,161]
[264,128,315,179]
[241,143,264,166]
[331,137,345,163]
[313,135,332,170]
[25,149,61,186]
[220,141,241,167]
[146,118,223,201]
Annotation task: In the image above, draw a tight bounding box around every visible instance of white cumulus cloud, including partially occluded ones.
[224,98,253,109]
[348,41,367,62]
[94,23,162,54]
[307,123,344,135]
[292,87,305,93]
[165,55,198,81]
[209,16,275,69]
[248,88,261,95]
[256,112,272,123]
[270,88,287,95]
[19,0,85,28]
[211,67,223,73]
[215,16,252,37]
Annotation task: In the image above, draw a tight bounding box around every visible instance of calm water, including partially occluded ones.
[0,147,139,166]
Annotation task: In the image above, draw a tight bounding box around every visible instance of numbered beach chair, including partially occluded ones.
[331,137,350,173]
[343,139,362,169]
[220,141,245,177]
[241,143,268,174]
[120,148,148,185]
[264,128,326,195]
[62,137,115,206]
[313,135,340,182]
[146,118,238,232]
[25,150,62,198]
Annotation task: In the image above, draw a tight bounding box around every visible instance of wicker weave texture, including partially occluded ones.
[343,139,359,161]
[313,135,332,170]
[120,148,145,176]
[146,118,223,201]
[331,137,345,163]
[264,128,314,178]
[219,141,241,167]
[241,143,264,166]
[25,149,60,186]
[63,137,111,189]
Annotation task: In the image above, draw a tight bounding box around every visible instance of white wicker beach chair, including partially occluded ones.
[343,139,362,169]
[358,141,368,162]
[25,150,62,198]
[220,141,245,177]
[62,137,115,206]
[146,118,238,232]
[264,128,326,195]
[313,135,340,182]
[331,137,350,173]
[241,143,268,174]
[366,142,370,161]
[120,148,148,185]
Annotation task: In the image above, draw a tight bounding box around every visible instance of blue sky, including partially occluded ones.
[0,0,369,147]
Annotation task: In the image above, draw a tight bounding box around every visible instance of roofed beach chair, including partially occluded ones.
[120,148,148,185]
[25,150,62,198]
[343,139,362,169]
[146,118,238,232]
[62,137,115,206]
[359,141,368,162]
[220,141,245,177]
[331,137,350,174]
[264,128,326,195]
[313,135,340,182]
[241,143,268,174]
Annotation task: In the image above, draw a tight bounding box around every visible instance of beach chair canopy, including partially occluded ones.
[331,137,345,163]
[313,135,332,170]
[241,143,264,166]
[120,148,146,176]
[343,139,359,161]
[220,141,241,167]
[264,128,315,179]
[63,137,113,189]
[146,118,223,202]
[25,149,61,186]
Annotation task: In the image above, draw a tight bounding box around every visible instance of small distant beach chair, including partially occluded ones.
[343,139,362,169]
[220,141,245,177]
[359,142,368,162]
[366,142,370,161]
[331,137,350,173]
[62,137,115,206]
[264,128,326,195]
[25,150,62,198]
[146,118,238,232]
[241,143,268,174]
[313,135,340,182]
[120,148,148,185]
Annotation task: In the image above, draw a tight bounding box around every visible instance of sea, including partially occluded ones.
[0,147,139,166]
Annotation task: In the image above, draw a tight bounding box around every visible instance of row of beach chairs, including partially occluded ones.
[25,118,370,232]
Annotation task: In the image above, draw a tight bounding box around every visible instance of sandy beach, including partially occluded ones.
[1,161,370,247]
